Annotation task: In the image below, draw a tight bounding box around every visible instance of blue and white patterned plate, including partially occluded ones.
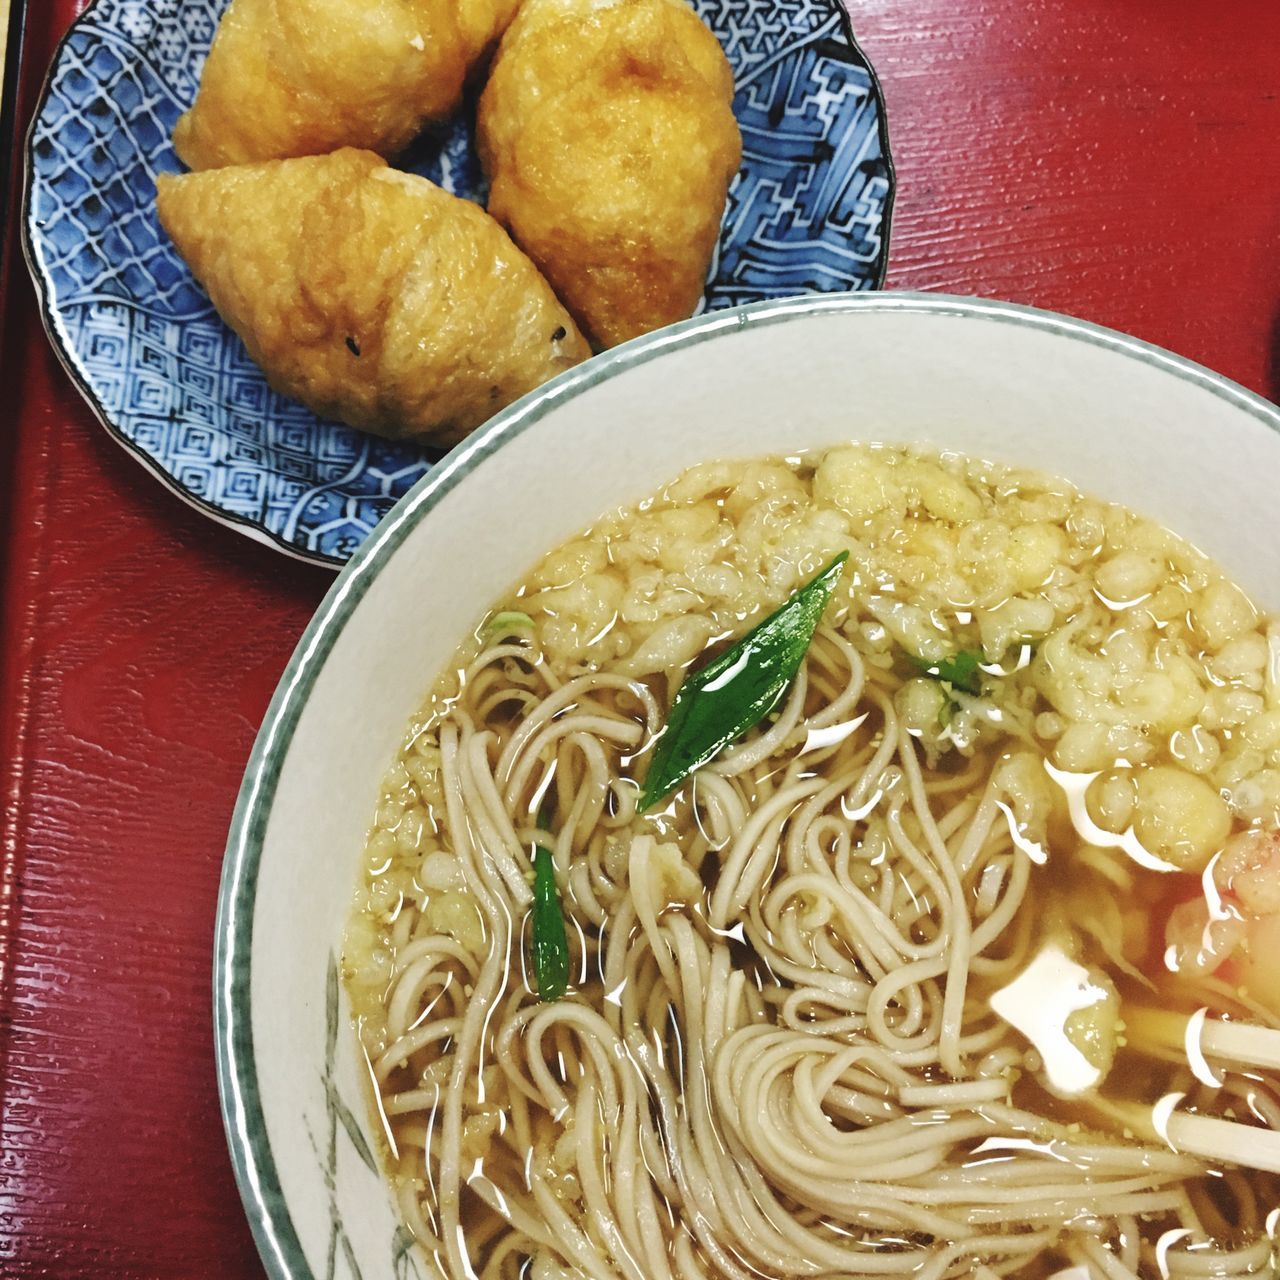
[23,0,895,565]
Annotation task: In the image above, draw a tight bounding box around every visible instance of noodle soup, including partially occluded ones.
[344,445,1280,1279]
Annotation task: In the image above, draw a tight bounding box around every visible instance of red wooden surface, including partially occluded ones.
[1,1,1278,1275]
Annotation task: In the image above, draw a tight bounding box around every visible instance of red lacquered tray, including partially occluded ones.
[2,1,1279,1276]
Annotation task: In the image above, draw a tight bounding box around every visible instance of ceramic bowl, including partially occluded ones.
[23,0,894,565]
[217,293,1280,1280]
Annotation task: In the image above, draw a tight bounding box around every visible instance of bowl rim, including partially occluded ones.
[20,0,896,569]
[215,290,1280,1280]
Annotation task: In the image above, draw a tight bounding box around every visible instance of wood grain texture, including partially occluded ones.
[862,0,1280,395]
[2,0,1280,1276]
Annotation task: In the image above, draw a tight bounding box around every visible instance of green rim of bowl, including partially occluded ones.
[215,291,1280,1280]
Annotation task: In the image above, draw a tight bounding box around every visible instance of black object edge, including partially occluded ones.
[1,0,30,299]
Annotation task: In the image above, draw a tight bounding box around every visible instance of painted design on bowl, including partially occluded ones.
[315,954,419,1280]
[24,0,895,565]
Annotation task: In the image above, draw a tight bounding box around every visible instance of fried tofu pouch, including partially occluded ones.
[477,0,742,349]
[155,149,590,446]
[173,0,519,170]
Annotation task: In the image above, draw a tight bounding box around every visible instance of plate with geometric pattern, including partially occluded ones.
[23,0,895,566]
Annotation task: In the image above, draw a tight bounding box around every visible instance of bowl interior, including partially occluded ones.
[219,295,1280,1280]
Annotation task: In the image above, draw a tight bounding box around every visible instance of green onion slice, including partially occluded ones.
[639,553,848,811]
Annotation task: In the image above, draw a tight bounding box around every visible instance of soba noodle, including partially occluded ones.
[345,446,1280,1279]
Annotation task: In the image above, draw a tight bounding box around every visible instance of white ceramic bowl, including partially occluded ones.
[216,293,1280,1280]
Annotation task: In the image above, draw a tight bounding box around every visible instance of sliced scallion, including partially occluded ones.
[909,649,983,696]
[638,553,848,811]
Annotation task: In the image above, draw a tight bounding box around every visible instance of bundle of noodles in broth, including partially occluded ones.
[344,445,1280,1279]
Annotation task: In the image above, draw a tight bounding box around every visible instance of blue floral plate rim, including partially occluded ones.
[22,0,897,569]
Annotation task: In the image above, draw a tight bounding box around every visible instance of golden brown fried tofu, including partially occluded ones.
[174,0,519,170]
[156,149,590,446]
[477,0,742,350]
